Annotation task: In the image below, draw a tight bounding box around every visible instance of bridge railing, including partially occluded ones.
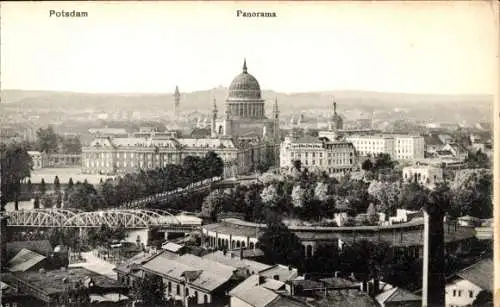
[121,176,222,209]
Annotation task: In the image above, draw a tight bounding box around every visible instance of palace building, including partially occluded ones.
[82,60,280,177]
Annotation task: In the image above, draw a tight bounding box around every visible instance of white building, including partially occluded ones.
[402,163,443,188]
[445,258,492,307]
[27,151,43,169]
[343,134,424,161]
[279,135,357,175]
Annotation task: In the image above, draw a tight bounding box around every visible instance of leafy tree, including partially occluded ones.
[449,169,492,219]
[260,185,278,207]
[56,193,63,209]
[361,159,373,171]
[33,196,40,209]
[366,203,379,225]
[54,176,60,192]
[204,151,224,178]
[61,136,82,154]
[0,143,33,211]
[201,190,227,221]
[314,182,329,202]
[400,182,428,211]
[292,160,302,172]
[291,185,305,208]
[27,179,33,197]
[465,150,491,169]
[41,194,54,208]
[36,126,58,153]
[471,290,493,307]
[259,213,304,267]
[67,182,105,211]
[130,275,166,307]
[367,181,402,216]
[68,177,74,189]
[40,178,47,195]
[373,153,395,171]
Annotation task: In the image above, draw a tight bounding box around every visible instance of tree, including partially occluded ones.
[40,178,47,195]
[33,196,40,209]
[259,213,304,267]
[36,126,59,153]
[314,182,328,202]
[27,179,33,197]
[361,159,373,171]
[471,290,493,307]
[0,143,33,211]
[201,190,227,221]
[292,160,302,172]
[41,194,54,208]
[449,169,492,219]
[54,176,60,192]
[367,181,402,216]
[204,151,224,178]
[291,185,305,208]
[260,185,278,207]
[67,182,104,211]
[373,153,395,171]
[366,203,379,225]
[130,275,166,307]
[55,193,63,209]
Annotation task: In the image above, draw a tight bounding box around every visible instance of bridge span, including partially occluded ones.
[5,208,201,231]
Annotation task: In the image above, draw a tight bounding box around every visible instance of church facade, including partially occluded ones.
[81,60,280,177]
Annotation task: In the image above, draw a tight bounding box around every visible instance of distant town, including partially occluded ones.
[0,60,493,307]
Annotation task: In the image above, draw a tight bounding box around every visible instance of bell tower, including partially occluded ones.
[173,86,180,117]
[211,98,218,138]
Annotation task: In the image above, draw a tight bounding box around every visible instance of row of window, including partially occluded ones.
[289,152,353,158]
[448,289,474,298]
[300,158,354,166]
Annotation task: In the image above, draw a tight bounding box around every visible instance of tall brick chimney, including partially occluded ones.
[1,215,8,269]
[422,210,446,307]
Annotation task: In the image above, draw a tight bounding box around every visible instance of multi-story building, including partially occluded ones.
[402,163,443,188]
[279,134,357,175]
[82,60,280,177]
[344,134,424,161]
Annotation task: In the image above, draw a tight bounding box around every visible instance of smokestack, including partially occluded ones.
[0,216,8,270]
[240,246,243,259]
[422,210,446,307]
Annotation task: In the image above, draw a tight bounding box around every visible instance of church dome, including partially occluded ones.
[227,59,262,101]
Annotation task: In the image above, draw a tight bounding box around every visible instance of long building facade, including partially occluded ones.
[82,60,280,177]
[279,134,357,175]
[344,134,424,161]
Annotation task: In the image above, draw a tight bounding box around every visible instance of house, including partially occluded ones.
[423,134,445,154]
[445,258,493,307]
[139,252,241,305]
[6,240,53,260]
[258,264,299,282]
[442,143,468,161]
[229,274,307,307]
[7,248,47,272]
[4,267,130,307]
[375,287,421,307]
[202,250,271,275]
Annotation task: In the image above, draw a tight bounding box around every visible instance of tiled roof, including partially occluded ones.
[261,278,285,291]
[140,253,236,292]
[202,251,271,274]
[11,267,122,295]
[376,287,421,304]
[6,240,53,259]
[424,134,444,146]
[259,264,299,282]
[230,276,279,307]
[8,248,46,272]
[456,258,493,291]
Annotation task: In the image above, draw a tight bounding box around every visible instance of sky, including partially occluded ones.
[1,1,498,95]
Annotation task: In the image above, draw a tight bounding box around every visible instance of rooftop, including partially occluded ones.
[376,287,421,304]
[202,250,271,274]
[10,267,123,296]
[8,248,46,272]
[6,240,53,259]
[455,258,493,292]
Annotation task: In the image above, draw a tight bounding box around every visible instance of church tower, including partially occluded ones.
[211,98,218,137]
[328,98,343,131]
[173,86,180,117]
[272,97,280,141]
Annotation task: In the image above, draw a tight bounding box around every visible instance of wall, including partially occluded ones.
[445,279,482,307]
[162,277,212,305]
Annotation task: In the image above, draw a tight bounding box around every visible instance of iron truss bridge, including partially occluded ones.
[5,208,199,230]
[120,176,238,209]
[121,176,223,209]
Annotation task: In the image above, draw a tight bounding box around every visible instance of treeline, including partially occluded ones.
[60,151,223,211]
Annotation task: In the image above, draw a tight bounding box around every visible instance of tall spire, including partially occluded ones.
[242,58,247,73]
[212,98,217,113]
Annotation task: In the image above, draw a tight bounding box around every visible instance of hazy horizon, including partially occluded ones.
[1,2,498,96]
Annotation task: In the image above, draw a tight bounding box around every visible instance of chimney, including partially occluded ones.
[0,216,8,270]
[422,210,446,307]
[258,275,266,285]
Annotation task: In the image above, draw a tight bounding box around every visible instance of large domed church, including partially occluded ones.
[211,59,280,142]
